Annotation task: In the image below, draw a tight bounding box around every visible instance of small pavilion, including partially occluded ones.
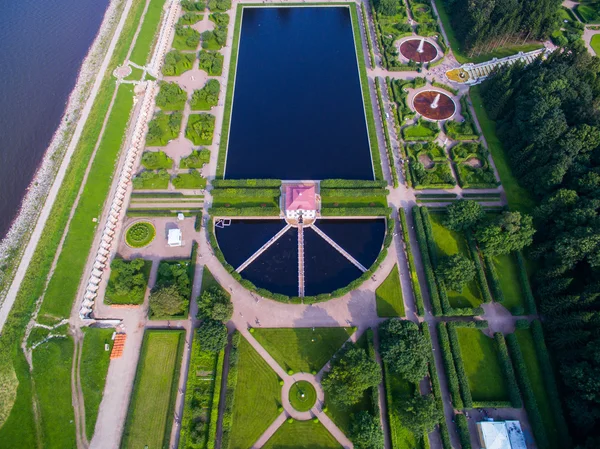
[285,184,317,221]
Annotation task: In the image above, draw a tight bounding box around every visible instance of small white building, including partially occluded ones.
[168,228,182,247]
[477,420,527,449]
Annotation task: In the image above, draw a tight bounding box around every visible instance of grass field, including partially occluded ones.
[0,0,147,445]
[263,420,342,449]
[455,328,509,402]
[515,329,559,448]
[121,330,184,449]
[39,83,135,323]
[200,266,229,297]
[130,0,167,65]
[228,337,282,449]
[384,363,423,449]
[469,87,534,214]
[376,264,405,317]
[429,213,484,308]
[492,253,525,312]
[31,337,76,449]
[592,34,600,55]
[252,327,354,373]
[81,328,115,440]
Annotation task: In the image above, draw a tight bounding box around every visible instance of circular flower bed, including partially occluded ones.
[289,381,317,412]
[125,221,156,248]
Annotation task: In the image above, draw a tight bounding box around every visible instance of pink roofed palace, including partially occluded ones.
[285,184,317,220]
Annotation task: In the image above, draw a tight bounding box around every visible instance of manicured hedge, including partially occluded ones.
[493,332,522,408]
[531,321,571,448]
[505,333,549,449]
[366,329,380,418]
[516,252,537,314]
[211,188,280,198]
[320,188,387,198]
[360,3,375,67]
[127,209,202,217]
[484,254,505,303]
[209,207,280,216]
[375,77,398,188]
[211,179,282,188]
[455,414,472,449]
[321,207,391,216]
[466,235,492,303]
[207,349,225,449]
[320,179,387,189]
[399,209,424,315]
[446,323,474,408]
[221,331,241,449]
[437,322,463,409]
[423,324,452,449]
[432,81,458,96]
[413,207,442,316]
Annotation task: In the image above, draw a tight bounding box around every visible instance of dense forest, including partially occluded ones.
[442,0,560,52]
[480,45,600,447]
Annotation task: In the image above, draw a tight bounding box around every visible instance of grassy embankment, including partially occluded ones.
[120,330,185,449]
[0,0,154,446]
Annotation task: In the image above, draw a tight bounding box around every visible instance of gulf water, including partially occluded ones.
[0,0,110,237]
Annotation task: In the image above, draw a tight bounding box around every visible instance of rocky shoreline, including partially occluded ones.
[0,0,125,302]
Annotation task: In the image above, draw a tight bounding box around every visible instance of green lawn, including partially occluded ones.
[577,4,600,23]
[252,327,354,373]
[432,0,468,63]
[121,330,184,449]
[515,329,559,449]
[469,87,534,214]
[200,266,229,297]
[384,363,424,449]
[124,66,144,81]
[492,253,525,313]
[402,123,439,141]
[81,328,115,440]
[130,0,167,65]
[455,328,509,402]
[376,264,405,317]
[289,381,317,412]
[591,34,600,56]
[31,337,76,449]
[38,84,135,324]
[429,213,484,308]
[263,420,342,449]
[469,43,544,64]
[172,170,207,189]
[228,337,282,449]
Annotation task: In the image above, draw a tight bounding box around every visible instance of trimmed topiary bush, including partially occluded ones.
[125,221,156,248]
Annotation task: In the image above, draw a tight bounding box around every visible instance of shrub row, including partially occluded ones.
[466,235,493,303]
[211,179,282,188]
[505,333,549,449]
[221,331,241,449]
[471,400,512,408]
[399,209,424,315]
[413,207,442,316]
[531,321,571,448]
[209,206,280,216]
[321,207,392,216]
[483,255,505,303]
[455,414,472,449]
[450,320,489,329]
[516,252,537,314]
[320,188,387,198]
[446,323,474,408]
[422,324,452,449]
[211,188,280,198]
[431,81,458,96]
[320,179,388,189]
[126,209,202,217]
[419,207,438,267]
[360,3,375,67]
[437,322,464,409]
[207,349,225,449]
[493,332,522,408]
[375,77,398,188]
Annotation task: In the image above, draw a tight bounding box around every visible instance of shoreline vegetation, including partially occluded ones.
[0,0,125,305]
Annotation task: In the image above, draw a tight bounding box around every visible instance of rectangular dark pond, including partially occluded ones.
[225,6,373,180]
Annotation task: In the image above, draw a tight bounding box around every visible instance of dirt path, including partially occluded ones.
[71,328,89,449]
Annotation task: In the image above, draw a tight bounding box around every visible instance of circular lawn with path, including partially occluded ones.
[125,221,156,248]
[288,381,317,412]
